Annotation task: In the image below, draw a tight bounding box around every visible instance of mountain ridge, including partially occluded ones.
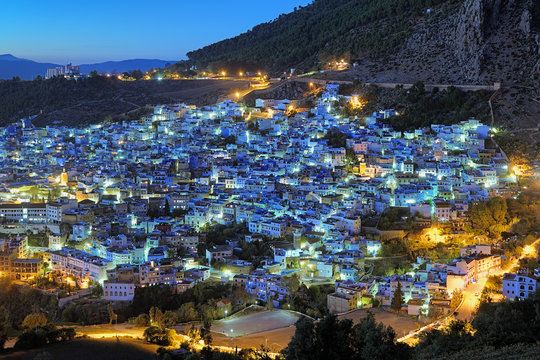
[0,55,174,80]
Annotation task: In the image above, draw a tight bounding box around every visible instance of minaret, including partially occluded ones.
[60,169,68,186]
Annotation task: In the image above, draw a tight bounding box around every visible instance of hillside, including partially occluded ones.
[185,0,457,73]
[185,0,538,85]
[181,0,539,142]
[0,77,249,127]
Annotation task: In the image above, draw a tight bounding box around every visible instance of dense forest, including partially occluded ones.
[183,0,462,73]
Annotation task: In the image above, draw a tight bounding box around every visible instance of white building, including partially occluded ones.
[502,273,538,301]
[49,248,113,283]
[0,203,47,223]
[103,281,135,301]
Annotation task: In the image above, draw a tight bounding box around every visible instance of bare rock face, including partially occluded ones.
[453,0,502,82]
[519,9,531,36]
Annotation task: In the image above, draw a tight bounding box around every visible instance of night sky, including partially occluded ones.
[1,0,311,64]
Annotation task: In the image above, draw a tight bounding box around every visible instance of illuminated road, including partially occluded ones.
[400,237,540,341]
[456,278,486,321]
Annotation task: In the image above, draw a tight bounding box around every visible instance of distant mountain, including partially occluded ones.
[0,54,27,61]
[0,55,174,80]
[0,54,59,80]
[78,59,173,75]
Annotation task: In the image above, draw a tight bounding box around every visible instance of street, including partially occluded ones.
[456,278,486,321]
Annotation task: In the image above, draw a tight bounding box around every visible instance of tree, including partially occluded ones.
[130,69,144,80]
[282,316,316,360]
[186,325,202,344]
[351,312,409,360]
[107,304,117,325]
[163,310,178,327]
[282,312,409,360]
[391,282,404,312]
[153,308,165,330]
[164,199,171,216]
[178,302,199,322]
[134,313,150,327]
[450,290,463,310]
[91,283,103,297]
[200,319,212,346]
[0,310,8,350]
[467,197,508,238]
[143,326,176,346]
[22,313,47,329]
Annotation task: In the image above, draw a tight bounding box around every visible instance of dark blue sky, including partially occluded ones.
[1,0,311,64]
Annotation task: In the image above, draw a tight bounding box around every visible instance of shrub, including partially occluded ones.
[134,313,150,327]
[144,326,176,346]
[22,313,47,329]
[14,328,48,350]
[14,327,76,350]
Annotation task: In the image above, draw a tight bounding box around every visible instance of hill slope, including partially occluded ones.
[182,0,539,139]
[0,77,249,127]
[185,0,538,84]
[186,0,455,73]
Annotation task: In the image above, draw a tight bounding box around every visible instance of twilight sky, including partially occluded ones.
[0,0,311,64]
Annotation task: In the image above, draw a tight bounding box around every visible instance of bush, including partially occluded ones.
[143,326,176,346]
[14,328,48,350]
[22,313,47,329]
[14,326,76,350]
[134,313,150,327]
[45,328,76,343]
